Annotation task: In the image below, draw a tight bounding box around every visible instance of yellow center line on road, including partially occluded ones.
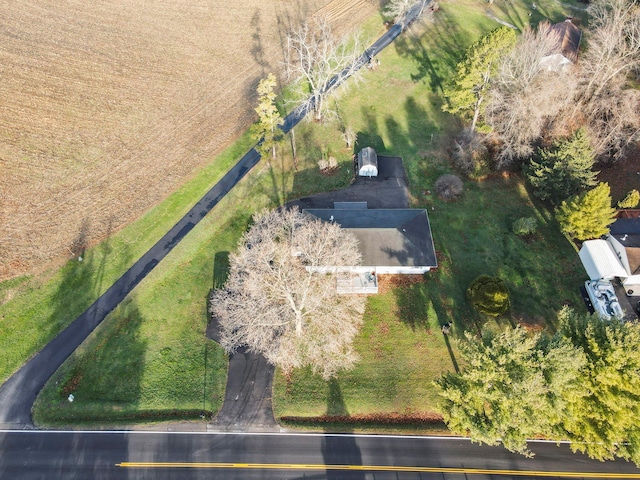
[115,462,640,477]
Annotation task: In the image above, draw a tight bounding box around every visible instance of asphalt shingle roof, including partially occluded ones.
[304,208,437,268]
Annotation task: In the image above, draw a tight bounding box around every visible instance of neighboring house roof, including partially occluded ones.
[303,208,437,269]
[609,216,640,275]
[551,19,582,62]
[540,19,582,72]
[579,239,628,280]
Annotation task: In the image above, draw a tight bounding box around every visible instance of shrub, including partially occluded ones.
[467,275,510,317]
[451,130,491,179]
[617,189,640,209]
[434,174,464,202]
[512,217,538,237]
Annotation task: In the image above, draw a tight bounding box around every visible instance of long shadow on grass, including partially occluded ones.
[393,10,467,88]
[391,277,463,373]
[356,108,385,153]
[45,218,123,342]
[393,281,430,330]
[322,380,365,480]
[442,334,460,374]
[394,32,446,94]
[33,298,147,425]
[383,97,434,183]
[0,218,135,425]
[213,251,230,290]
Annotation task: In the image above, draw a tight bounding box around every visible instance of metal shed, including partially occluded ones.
[357,147,378,177]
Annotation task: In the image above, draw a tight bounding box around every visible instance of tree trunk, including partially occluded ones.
[290,128,297,171]
[470,96,483,132]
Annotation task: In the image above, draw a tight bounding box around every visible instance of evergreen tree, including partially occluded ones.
[617,189,640,209]
[253,73,283,162]
[526,129,598,205]
[434,327,585,456]
[555,182,616,240]
[443,27,517,132]
[558,308,640,464]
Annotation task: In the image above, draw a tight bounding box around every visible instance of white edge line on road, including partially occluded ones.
[0,429,572,444]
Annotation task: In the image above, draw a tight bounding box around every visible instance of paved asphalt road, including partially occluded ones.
[1,430,639,479]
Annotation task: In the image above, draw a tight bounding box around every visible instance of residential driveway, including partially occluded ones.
[289,156,410,210]
[206,318,277,431]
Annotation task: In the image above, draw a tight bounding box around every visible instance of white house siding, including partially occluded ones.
[605,235,640,295]
[374,266,431,274]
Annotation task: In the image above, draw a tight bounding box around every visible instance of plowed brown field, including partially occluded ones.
[0,0,376,280]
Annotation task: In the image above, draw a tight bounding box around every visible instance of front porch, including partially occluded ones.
[336,270,378,294]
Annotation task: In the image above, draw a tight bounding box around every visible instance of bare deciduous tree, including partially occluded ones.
[284,16,364,122]
[580,0,640,102]
[210,207,366,379]
[486,23,577,165]
[383,0,414,20]
[577,0,640,160]
[582,86,640,161]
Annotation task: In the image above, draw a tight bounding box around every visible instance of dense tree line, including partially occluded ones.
[435,309,640,464]
[443,0,640,165]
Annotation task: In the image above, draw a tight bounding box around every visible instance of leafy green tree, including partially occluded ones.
[555,182,616,240]
[467,275,510,317]
[252,73,284,161]
[618,189,640,209]
[434,327,586,456]
[558,307,640,464]
[443,27,517,132]
[526,129,598,205]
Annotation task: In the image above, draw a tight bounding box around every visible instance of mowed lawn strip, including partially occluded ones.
[273,282,459,427]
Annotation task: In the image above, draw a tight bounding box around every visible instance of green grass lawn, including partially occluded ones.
[272,0,586,423]
[273,280,460,428]
[6,0,589,426]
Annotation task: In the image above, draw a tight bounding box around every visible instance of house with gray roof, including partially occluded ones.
[604,212,640,296]
[304,203,437,293]
[578,211,640,297]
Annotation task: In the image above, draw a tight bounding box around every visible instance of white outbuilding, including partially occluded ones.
[357,147,378,177]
